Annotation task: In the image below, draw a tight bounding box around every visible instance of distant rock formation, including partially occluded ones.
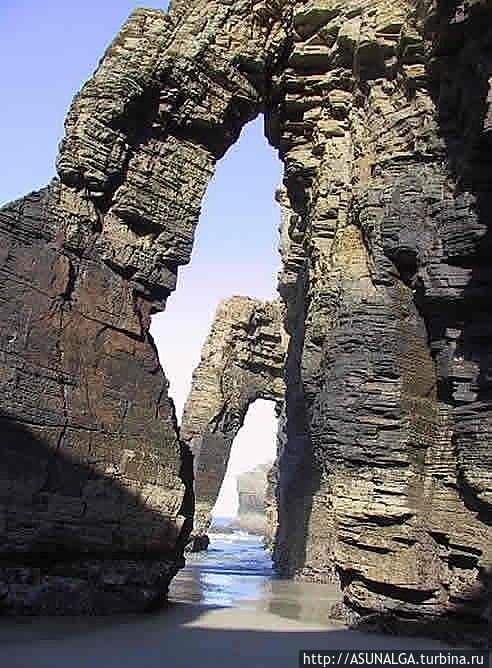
[181,297,287,536]
[1,0,491,627]
[236,463,272,535]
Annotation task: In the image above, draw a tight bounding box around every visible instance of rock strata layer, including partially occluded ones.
[1,0,491,624]
[0,185,191,614]
[270,0,492,627]
[181,297,286,535]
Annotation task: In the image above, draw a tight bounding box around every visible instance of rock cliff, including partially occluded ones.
[236,463,272,535]
[181,297,286,535]
[0,185,191,614]
[1,0,491,624]
[271,0,492,627]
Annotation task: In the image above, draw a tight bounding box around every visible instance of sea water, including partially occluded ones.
[170,530,274,607]
[169,530,342,625]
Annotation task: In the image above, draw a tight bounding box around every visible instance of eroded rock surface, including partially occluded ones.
[181,297,287,535]
[0,185,190,614]
[0,0,291,613]
[1,0,491,624]
[236,463,272,535]
[270,0,492,627]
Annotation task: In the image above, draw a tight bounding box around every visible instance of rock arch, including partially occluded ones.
[0,2,290,614]
[0,0,490,626]
[181,296,287,535]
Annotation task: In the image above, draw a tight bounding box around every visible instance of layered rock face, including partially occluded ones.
[181,297,286,535]
[270,0,492,625]
[1,0,492,623]
[0,2,290,614]
[0,186,189,614]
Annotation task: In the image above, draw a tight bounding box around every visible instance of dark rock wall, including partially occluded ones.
[0,185,188,613]
[270,0,492,625]
[0,2,290,613]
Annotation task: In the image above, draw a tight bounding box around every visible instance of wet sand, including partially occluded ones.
[0,534,465,666]
[0,602,454,668]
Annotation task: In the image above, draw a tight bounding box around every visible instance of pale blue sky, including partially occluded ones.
[1,1,281,516]
[0,1,171,204]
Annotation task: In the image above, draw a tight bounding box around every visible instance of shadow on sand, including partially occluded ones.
[0,600,462,668]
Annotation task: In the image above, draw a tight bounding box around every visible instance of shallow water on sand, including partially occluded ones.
[169,530,342,626]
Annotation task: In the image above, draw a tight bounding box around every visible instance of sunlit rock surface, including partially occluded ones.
[0,0,491,623]
[271,0,492,627]
[181,296,287,536]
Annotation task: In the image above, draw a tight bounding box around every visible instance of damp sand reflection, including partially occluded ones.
[169,531,342,626]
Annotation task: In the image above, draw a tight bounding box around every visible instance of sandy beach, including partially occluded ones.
[0,532,466,668]
[0,602,459,668]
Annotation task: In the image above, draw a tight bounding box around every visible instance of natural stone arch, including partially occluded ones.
[0,3,291,614]
[55,4,291,299]
[0,0,491,626]
[181,296,287,535]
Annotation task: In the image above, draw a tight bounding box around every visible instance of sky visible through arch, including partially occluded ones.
[152,117,282,516]
[0,0,282,518]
